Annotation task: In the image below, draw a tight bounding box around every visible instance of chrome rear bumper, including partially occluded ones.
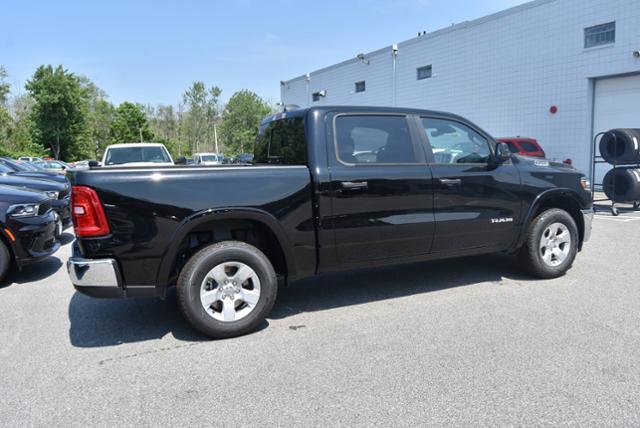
[67,257,125,298]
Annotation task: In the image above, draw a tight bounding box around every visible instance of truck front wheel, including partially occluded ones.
[177,241,278,339]
[516,208,579,279]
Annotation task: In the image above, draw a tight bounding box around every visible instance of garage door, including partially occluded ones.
[593,74,640,183]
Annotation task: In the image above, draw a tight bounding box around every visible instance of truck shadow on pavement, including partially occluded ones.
[270,253,532,319]
[68,253,532,347]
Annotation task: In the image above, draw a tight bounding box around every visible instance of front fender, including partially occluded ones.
[514,188,589,250]
[154,207,296,288]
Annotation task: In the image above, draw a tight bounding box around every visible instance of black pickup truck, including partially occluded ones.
[67,106,593,338]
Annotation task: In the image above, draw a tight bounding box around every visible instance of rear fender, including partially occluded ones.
[154,207,295,289]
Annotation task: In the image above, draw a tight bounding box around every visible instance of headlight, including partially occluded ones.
[580,177,591,190]
[7,203,39,218]
[45,191,59,200]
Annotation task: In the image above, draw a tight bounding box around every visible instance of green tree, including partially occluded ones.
[147,103,189,158]
[182,81,222,154]
[0,66,10,106]
[25,65,88,160]
[4,94,44,156]
[79,76,114,158]
[219,90,270,156]
[110,101,153,144]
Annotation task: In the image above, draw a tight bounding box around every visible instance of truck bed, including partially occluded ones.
[69,164,316,291]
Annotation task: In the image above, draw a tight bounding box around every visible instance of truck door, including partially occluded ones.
[326,112,435,265]
[417,116,522,253]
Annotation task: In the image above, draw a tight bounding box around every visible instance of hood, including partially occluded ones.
[9,171,68,184]
[102,161,175,168]
[0,174,66,192]
[0,184,49,205]
[513,155,576,171]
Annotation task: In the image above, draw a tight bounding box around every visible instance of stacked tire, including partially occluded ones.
[599,129,640,203]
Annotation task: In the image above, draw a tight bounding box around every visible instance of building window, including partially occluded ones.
[312,90,326,102]
[355,81,366,93]
[584,22,615,48]
[417,65,432,80]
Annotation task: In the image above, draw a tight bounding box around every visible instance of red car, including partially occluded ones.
[496,137,546,158]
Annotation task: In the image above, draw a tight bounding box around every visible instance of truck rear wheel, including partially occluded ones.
[0,240,11,284]
[516,208,578,279]
[177,241,278,339]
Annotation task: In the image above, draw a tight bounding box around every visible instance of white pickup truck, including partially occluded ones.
[101,143,174,167]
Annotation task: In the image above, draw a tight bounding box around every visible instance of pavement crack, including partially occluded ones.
[98,342,203,365]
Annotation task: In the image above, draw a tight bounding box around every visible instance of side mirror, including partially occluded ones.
[88,160,100,168]
[494,142,511,163]
[175,157,187,165]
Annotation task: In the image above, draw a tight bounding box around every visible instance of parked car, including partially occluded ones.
[72,160,93,169]
[0,164,71,231]
[233,153,254,164]
[496,137,546,158]
[0,185,60,283]
[67,106,593,339]
[101,143,174,167]
[192,153,224,166]
[18,156,43,163]
[33,159,72,174]
[0,157,69,185]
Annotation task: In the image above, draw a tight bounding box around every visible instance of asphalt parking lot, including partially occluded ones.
[1,204,640,427]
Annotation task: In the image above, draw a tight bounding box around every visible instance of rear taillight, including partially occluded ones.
[71,186,110,237]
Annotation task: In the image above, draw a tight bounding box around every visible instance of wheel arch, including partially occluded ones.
[515,189,586,250]
[155,207,296,290]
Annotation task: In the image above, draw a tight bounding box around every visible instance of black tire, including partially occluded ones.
[177,241,278,339]
[602,167,640,202]
[516,208,579,279]
[0,240,11,283]
[599,128,640,164]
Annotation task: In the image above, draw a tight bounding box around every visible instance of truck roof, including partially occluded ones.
[261,105,465,125]
[106,143,167,148]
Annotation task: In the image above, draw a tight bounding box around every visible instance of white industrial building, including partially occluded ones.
[280,0,640,179]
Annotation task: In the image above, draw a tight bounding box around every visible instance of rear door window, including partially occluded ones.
[334,115,417,164]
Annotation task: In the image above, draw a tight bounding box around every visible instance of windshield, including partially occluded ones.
[200,155,220,162]
[105,146,172,165]
[22,162,44,171]
[0,163,13,174]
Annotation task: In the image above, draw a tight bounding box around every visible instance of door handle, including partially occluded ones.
[438,178,462,188]
[340,181,368,190]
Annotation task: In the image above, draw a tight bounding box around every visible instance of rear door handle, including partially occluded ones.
[438,178,462,188]
[340,181,368,190]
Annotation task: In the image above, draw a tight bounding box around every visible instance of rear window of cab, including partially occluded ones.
[254,117,307,165]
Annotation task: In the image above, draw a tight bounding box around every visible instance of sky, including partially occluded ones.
[2,0,528,106]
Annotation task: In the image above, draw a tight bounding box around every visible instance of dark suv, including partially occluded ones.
[0,163,71,230]
[0,185,60,283]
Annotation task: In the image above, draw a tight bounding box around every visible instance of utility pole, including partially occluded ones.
[139,127,143,143]
[214,123,219,154]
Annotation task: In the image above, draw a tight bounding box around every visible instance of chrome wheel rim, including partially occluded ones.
[200,261,261,322]
[539,222,571,267]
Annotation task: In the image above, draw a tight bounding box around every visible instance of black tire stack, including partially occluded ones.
[599,129,640,203]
